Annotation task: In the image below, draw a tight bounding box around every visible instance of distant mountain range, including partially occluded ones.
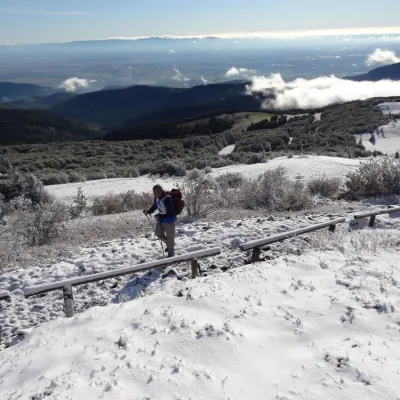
[0,82,54,102]
[50,81,264,129]
[345,62,400,82]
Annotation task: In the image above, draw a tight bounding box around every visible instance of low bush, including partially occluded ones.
[238,167,313,211]
[216,172,243,189]
[41,172,69,185]
[308,175,341,197]
[86,169,107,181]
[68,171,86,183]
[346,157,400,197]
[91,192,126,216]
[22,202,70,246]
[91,191,152,216]
[69,188,87,218]
[151,160,187,177]
[181,173,224,218]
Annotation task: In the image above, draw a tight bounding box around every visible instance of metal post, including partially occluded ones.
[251,248,261,263]
[63,285,74,318]
[328,224,336,233]
[369,215,376,227]
[191,259,198,279]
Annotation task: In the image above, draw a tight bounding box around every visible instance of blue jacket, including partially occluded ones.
[148,192,177,223]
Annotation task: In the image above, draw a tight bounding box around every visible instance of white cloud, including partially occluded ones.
[225,67,255,77]
[247,73,400,110]
[366,48,400,65]
[105,27,400,41]
[201,76,208,84]
[59,77,94,92]
[172,68,190,82]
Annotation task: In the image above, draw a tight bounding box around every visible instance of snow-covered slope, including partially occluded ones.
[47,155,361,203]
[1,244,400,399]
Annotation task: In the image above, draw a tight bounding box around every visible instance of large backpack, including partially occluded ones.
[166,189,185,216]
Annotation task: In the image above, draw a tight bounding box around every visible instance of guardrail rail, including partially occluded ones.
[240,217,346,262]
[24,247,221,317]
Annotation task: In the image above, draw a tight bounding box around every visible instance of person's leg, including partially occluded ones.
[155,221,167,243]
[164,222,176,257]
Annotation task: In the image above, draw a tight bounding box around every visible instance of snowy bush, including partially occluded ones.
[280,181,314,211]
[86,169,107,181]
[68,171,86,183]
[41,172,69,185]
[216,172,243,189]
[237,167,313,211]
[186,168,203,181]
[151,160,187,177]
[181,173,224,218]
[91,191,152,216]
[22,202,70,246]
[69,188,87,219]
[0,173,53,207]
[92,192,126,216]
[308,175,341,197]
[346,157,400,197]
[122,191,152,211]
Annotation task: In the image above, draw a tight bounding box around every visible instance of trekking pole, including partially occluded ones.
[146,214,166,258]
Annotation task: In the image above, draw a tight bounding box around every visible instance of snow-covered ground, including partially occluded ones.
[218,144,235,155]
[361,120,400,155]
[47,155,361,203]
[1,225,400,399]
[378,102,400,115]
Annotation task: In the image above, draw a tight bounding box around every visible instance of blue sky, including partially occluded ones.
[1,0,400,44]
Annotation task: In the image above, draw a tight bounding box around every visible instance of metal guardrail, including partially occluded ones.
[354,205,400,227]
[240,217,346,262]
[24,247,221,317]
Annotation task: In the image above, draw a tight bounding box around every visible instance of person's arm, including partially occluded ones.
[147,198,157,214]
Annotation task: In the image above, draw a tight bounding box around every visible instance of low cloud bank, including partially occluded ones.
[172,68,190,82]
[225,66,255,77]
[59,77,95,92]
[247,73,400,110]
[367,48,400,66]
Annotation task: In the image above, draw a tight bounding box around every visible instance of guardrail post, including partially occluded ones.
[369,215,376,227]
[191,259,199,279]
[63,285,74,318]
[252,248,261,263]
[328,224,336,233]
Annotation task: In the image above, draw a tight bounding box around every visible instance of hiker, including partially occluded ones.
[144,185,177,258]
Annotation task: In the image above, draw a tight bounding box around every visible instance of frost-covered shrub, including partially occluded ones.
[346,157,400,197]
[91,192,125,216]
[91,191,152,216]
[216,172,243,189]
[245,153,267,165]
[68,171,86,183]
[122,191,152,212]
[23,202,70,246]
[151,160,187,177]
[180,173,223,218]
[239,167,313,211]
[280,180,314,211]
[86,169,107,181]
[240,167,288,210]
[308,175,341,197]
[0,174,53,207]
[69,188,87,219]
[41,172,69,185]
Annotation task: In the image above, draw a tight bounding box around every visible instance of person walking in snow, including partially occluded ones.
[144,184,176,258]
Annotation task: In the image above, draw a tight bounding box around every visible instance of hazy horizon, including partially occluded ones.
[1,0,400,45]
